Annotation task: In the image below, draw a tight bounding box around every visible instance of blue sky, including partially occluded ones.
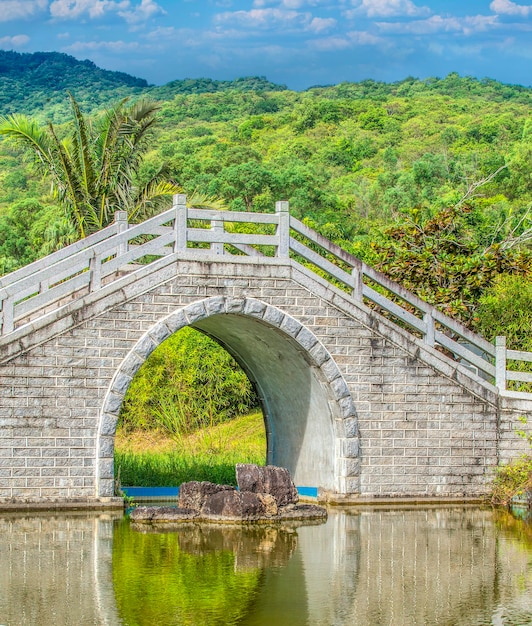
[1,0,532,90]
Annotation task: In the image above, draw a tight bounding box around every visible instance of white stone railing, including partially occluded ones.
[1,194,531,398]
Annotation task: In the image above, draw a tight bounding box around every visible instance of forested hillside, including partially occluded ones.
[0,51,149,121]
[1,57,531,347]
[0,52,286,120]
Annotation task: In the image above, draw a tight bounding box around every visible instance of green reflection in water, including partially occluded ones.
[112,519,301,626]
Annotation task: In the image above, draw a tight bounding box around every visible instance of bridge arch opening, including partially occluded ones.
[98,297,360,498]
[115,323,264,474]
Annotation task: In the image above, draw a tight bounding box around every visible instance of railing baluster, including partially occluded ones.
[175,194,188,251]
[352,265,364,302]
[276,201,290,258]
[1,296,14,334]
[424,312,435,347]
[89,252,102,291]
[211,219,224,255]
[115,211,128,257]
[495,336,507,392]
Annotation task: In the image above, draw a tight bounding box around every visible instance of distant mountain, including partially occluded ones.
[0,51,288,122]
[148,76,287,100]
[0,51,149,121]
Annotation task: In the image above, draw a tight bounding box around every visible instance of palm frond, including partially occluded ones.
[47,123,89,237]
[68,92,98,201]
[187,191,228,211]
[0,113,55,171]
[129,179,179,222]
[2,93,174,237]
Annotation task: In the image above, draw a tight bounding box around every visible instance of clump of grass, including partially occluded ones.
[490,454,532,506]
[114,411,266,487]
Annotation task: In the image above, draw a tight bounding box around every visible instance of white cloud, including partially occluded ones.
[348,30,383,44]
[118,0,165,24]
[350,0,431,18]
[214,7,334,32]
[50,0,163,21]
[490,0,532,16]
[144,26,176,40]
[50,0,128,19]
[309,36,352,50]
[0,34,30,47]
[253,0,329,7]
[0,0,47,22]
[63,39,140,52]
[309,30,382,50]
[377,14,499,35]
[307,17,337,33]
[215,8,301,29]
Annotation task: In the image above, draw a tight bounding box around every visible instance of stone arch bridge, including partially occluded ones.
[1,196,531,506]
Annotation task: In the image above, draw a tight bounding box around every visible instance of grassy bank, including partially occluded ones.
[114,411,266,488]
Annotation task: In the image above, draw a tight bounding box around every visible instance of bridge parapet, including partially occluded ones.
[0,195,531,400]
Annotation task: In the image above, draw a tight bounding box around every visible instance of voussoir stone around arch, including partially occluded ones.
[103,296,359,421]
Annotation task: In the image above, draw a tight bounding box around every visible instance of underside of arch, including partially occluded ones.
[98,296,360,498]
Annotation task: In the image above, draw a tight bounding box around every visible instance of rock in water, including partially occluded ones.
[178,481,234,511]
[130,465,326,526]
[236,464,299,507]
[200,490,279,521]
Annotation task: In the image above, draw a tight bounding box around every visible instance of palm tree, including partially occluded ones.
[0,93,177,238]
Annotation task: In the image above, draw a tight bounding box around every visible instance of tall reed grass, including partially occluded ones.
[114,411,266,487]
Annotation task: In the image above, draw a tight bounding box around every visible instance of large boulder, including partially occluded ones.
[129,466,326,526]
[130,506,197,522]
[178,481,234,511]
[236,464,299,507]
[200,490,278,521]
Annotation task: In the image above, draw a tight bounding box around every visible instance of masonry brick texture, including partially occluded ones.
[0,258,530,503]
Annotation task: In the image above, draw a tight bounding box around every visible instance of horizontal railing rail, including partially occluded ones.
[1,194,530,398]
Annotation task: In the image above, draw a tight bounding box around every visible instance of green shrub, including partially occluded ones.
[474,273,532,351]
[490,454,532,506]
[119,327,258,433]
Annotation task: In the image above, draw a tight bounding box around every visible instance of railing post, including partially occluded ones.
[352,264,364,302]
[423,312,435,347]
[89,252,102,292]
[276,200,290,258]
[211,219,224,255]
[495,336,507,392]
[1,296,14,335]
[115,210,128,257]
[174,194,188,252]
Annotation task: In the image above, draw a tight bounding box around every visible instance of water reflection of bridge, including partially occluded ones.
[0,509,530,625]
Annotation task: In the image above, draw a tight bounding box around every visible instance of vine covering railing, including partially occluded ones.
[1,194,531,398]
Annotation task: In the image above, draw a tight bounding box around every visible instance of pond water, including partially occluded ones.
[0,506,531,625]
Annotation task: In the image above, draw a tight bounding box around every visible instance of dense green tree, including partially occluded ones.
[474,274,532,350]
[119,327,258,433]
[372,200,532,323]
[0,199,70,273]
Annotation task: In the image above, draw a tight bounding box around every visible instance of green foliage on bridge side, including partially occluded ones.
[118,327,259,435]
[474,274,532,351]
[369,201,532,326]
[491,453,532,506]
